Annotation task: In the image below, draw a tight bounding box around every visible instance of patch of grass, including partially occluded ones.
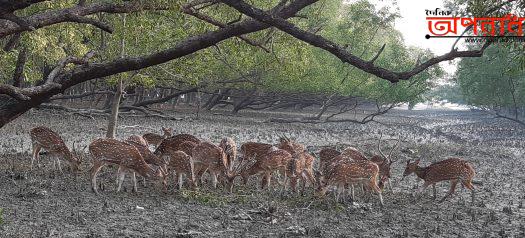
[178,189,249,207]
[0,208,4,226]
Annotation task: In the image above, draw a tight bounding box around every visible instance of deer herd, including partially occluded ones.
[28,126,477,207]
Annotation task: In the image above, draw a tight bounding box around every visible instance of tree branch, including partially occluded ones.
[220,0,493,83]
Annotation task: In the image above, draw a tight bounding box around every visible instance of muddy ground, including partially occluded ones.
[0,108,524,237]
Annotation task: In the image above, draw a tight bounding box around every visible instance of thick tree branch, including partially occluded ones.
[0,1,168,38]
[220,0,493,83]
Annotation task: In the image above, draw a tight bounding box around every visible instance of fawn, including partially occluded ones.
[219,137,237,173]
[191,141,228,189]
[161,150,196,190]
[30,126,81,173]
[316,160,384,206]
[284,151,316,194]
[143,127,173,147]
[402,158,476,203]
[154,133,200,157]
[89,138,167,194]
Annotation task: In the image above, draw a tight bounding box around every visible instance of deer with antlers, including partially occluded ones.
[89,138,167,194]
[30,126,81,173]
[142,127,173,148]
[371,133,401,191]
[402,158,476,203]
[316,160,384,206]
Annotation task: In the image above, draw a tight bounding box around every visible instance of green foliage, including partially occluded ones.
[0,0,443,106]
[455,45,525,109]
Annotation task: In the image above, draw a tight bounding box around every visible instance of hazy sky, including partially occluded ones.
[369,0,463,75]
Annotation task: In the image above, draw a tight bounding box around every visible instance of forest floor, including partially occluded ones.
[0,108,524,237]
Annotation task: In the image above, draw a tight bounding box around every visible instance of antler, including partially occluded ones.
[387,136,401,164]
[377,131,387,160]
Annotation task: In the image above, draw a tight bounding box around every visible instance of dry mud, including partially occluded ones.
[1,108,524,237]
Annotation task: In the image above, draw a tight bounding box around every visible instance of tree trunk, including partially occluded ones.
[106,79,122,138]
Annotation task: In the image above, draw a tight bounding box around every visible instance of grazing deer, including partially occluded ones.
[284,151,316,194]
[162,150,196,190]
[370,134,400,191]
[402,158,476,203]
[316,160,384,206]
[89,138,166,194]
[219,137,237,172]
[278,136,306,154]
[142,127,173,147]
[191,141,228,189]
[30,126,81,173]
[154,133,200,157]
[125,135,168,186]
[236,148,292,190]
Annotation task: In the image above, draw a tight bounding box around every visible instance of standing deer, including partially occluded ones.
[89,138,166,194]
[191,141,228,189]
[125,135,168,186]
[284,151,316,194]
[161,150,196,190]
[236,148,292,190]
[219,137,237,172]
[30,126,81,173]
[142,127,173,147]
[402,158,476,203]
[316,160,384,206]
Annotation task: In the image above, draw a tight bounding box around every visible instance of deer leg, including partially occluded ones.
[432,184,437,200]
[116,169,127,193]
[417,182,431,200]
[388,178,394,193]
[439,180,458,203]
[31,143,41,170]
[90,162,104,195]
[56,158,63,173]
[210,171,218,189]
[132,172,138,193]
[178,173,184,190]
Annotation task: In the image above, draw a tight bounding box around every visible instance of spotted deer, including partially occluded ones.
[154,133,200,157]
[30,126,81,173]
[142,127,173,147]
[191,141,228,189]
[402,158,476,203]
[232,148,292,190]
[370,134,400,191]
[162,150,196,190]
[284,151,316,194]
[316,160,384,206]
[89,138,167,194]
[219,137,237,172]
[341,147,367,161]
